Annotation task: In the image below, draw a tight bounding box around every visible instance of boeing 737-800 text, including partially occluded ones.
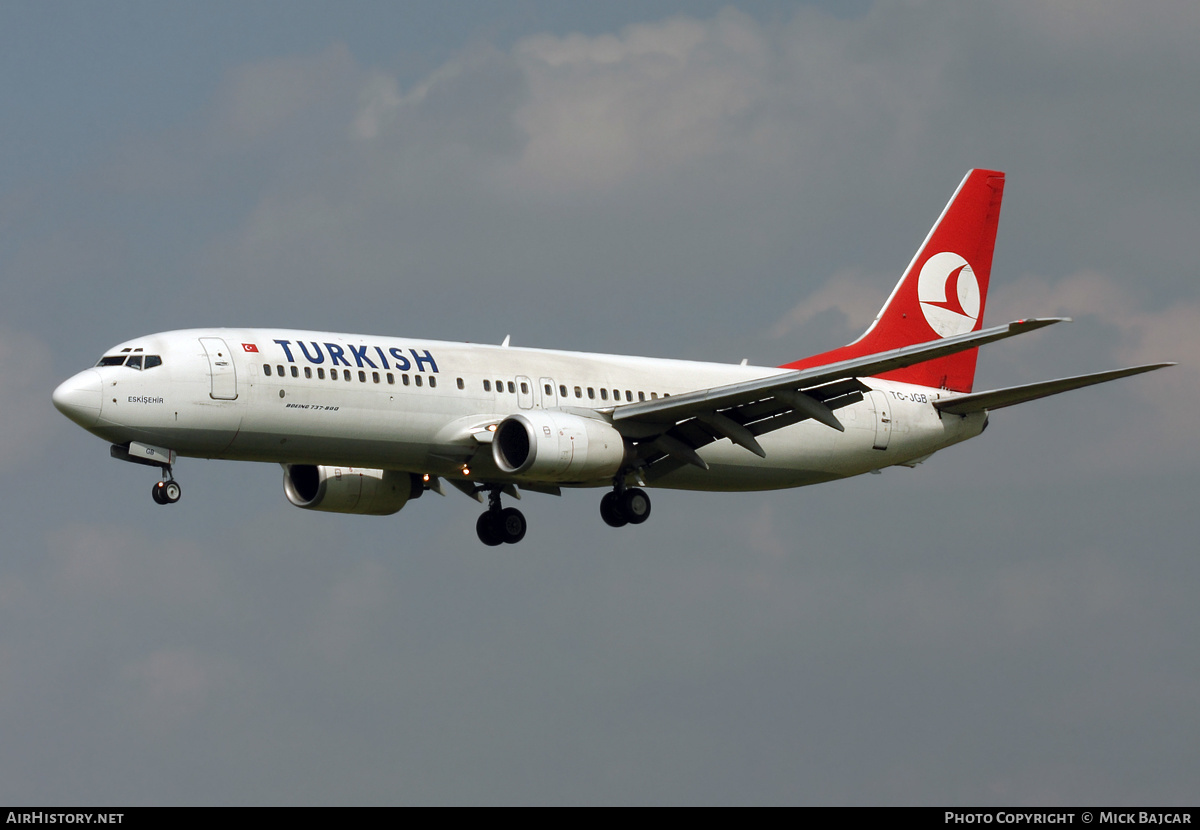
[52,170,1171,545]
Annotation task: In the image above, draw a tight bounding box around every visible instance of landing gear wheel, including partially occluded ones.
[620,488,651,524]
[476,512,504,546]
[600,492,628,527]
[498,507,527,544]
[152,480,181,505]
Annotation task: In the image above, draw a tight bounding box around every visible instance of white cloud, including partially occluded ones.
[992,271,1197,440]
[767,268,893,340]
[209,43,361,147]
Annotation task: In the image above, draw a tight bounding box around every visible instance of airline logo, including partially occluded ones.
[917,251,981,338]
[273,339,440,373]
[242,343,259,352]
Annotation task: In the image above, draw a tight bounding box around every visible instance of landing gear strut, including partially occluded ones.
[600,478,651,528]
[476,487,527,546]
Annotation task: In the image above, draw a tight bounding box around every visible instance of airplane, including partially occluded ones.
[52,169,1171,546]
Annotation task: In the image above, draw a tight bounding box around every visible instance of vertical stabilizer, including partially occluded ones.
[782,169,1005,392]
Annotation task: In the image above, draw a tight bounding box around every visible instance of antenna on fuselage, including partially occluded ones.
[500,335,511,347]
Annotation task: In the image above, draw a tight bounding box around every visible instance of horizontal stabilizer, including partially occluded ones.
[934,363,1174,415]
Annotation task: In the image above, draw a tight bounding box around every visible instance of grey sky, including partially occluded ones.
[2,0,1197,805]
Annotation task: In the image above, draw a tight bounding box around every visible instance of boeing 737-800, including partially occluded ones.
[52,170,1171,545]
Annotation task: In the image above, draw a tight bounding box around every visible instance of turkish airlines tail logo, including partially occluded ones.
[917,252,981,338]
[780,169,1004,392]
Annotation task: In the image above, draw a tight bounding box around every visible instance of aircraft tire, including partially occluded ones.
[620,488,651,525]
[600,492,628,527]
[152,482,168,505]
[499,507,527,544]
[163,480,182,503]
[476,512,504,546]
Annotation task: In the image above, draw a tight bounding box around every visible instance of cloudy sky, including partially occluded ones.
[3,0,1197,805]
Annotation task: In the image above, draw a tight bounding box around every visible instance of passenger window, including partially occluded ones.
[639,391,645,401]
[574,386,582,398]
[587,388,595,399]
[291,366,299,378]
[600,389,608,400]
[343,369,351,381]
[651,392,658,399]
[387,373,394,385]
[263,364,272,376]
[402,374,410,386]
[302,367,310,379]
[507,381,515,394]
[358,370,366,382]
[559,385,567,397]
[429,377,437,388]
[520,382,528,394]
[625,390,632,401]
[496,379,503,391]
[126,355,143,370]
[415,375,423,387]
[545,384,553,395]
[372,372,380,384]
[144,355,162,369]
[318,368,326,379]
[484,380,491,392]
[458,378,465,390]
[613,389,620,400]
[277,365,285,376]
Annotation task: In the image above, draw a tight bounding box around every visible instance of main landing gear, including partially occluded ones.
[476,487,527,546]
[600,481,651,528]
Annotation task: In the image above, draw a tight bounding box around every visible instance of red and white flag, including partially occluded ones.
[242,343,259,353]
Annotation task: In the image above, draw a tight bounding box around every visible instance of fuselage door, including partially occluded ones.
[516,375,534,410]
[539,377,557,409]
[867,390,891,450]
[199,337,238,400]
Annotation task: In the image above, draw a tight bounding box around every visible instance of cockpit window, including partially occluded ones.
[95,354,163,369]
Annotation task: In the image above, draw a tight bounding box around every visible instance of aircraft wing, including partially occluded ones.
[933,363,1174,415]
[607,317,1065,477]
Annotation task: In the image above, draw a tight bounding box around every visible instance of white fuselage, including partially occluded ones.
[56,328,986,491]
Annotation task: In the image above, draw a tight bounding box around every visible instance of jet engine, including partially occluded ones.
[492,411,628,482]
[283,465,423,515]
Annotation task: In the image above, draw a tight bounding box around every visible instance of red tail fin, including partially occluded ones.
[782,169,1005,392]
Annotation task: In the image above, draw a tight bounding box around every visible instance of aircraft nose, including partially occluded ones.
[52,369,103,428]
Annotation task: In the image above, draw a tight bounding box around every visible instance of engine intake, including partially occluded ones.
[492,411,628,482]
[283,465,422,515]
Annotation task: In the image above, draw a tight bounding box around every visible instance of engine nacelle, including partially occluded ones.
[492,410,628,482]
[283,465,422,515]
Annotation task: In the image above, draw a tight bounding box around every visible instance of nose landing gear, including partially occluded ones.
[152,477,182,505]
[476,487,527,546]
[109,442,182,506]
